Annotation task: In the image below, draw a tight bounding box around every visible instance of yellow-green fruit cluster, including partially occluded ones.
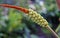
[27,9,48,27]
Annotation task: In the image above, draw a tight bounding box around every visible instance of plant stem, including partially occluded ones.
[55,24,60,33]
[46,26,59,38]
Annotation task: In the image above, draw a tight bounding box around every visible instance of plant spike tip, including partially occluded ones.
[0,4,29,14]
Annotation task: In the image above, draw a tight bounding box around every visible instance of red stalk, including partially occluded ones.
[0,4,29,14]
[56,0,60,10]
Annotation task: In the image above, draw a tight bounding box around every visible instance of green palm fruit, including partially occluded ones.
[27,9,48,27]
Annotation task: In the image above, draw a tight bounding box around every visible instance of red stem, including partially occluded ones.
[56,0,60,10]
[0,4,29,14]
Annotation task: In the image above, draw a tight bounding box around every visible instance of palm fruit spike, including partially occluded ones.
[0,4,59,38]
[27,9,48,27]
[27,9,59,38]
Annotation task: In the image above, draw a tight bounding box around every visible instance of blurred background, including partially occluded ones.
[0,0,60,38]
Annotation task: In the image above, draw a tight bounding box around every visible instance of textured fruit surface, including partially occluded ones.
[27,9,48,27]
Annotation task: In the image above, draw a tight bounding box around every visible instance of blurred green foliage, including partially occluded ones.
[7,9,23,32]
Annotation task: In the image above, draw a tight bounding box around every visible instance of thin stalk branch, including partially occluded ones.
[55,24,60,33]
[46,26,59,38]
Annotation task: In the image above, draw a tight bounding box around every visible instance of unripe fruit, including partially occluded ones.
[27,9,48,27]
